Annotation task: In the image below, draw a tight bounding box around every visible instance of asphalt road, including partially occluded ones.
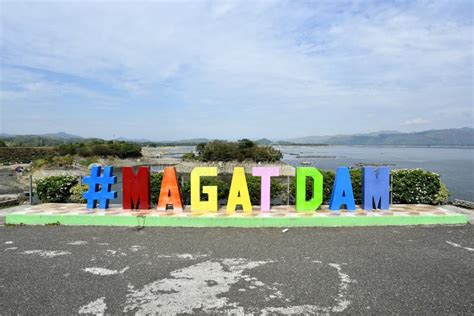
[0,225,473,314]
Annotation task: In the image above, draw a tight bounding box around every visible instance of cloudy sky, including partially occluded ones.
[1,0,472,140]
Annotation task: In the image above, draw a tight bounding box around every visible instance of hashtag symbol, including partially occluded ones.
[82,166,117,209]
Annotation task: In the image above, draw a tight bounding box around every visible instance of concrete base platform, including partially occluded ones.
[4,203,468,227]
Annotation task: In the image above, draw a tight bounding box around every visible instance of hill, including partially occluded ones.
[0,132,84,146]
[288,127,474,146]
[2,127,472,147]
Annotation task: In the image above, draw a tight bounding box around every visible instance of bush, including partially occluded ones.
[38,168,449,206]
[32,155,74,169]
[202,177,229,201]
[69,184,87,203]
[392,169,447,204]
[290,169,338,204]
[181,152,196,161]
[36,176,78,202]
[79,156,100,167]
[179,175,285,205]
[434,182,450,205]
[246,176,286,205]
[32,158,50,169]
[289,168,448,205]
[150,173,164,204]
[150,173,228,205]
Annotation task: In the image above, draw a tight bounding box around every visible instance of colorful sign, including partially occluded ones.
[83,166,390,212]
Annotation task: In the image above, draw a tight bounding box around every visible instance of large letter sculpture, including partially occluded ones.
[191,167,218,213]
[227,167,252,214]
[157,166,184,211]
[362,167,390,210]
[83,166,117,209]
[252,167,279,212]
[329,167,356,211]
[295,167,323,212]
[122,166,149,210]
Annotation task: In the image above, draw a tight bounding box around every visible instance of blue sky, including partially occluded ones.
[0,0,472,140]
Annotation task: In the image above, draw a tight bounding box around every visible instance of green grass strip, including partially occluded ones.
[5,213,467,227]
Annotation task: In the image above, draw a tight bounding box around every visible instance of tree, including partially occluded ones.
[191,140,282,162]
[196,143,206,156]
[238,139,255,149]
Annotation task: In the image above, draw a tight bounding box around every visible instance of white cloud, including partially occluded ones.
[0,1,472,138]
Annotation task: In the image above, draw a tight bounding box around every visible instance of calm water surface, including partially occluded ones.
[281,145,474,201]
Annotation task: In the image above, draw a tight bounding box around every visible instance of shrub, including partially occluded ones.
[180,175,284,205]
[349,169,362,204]
[69,184,87,203]
[181,152,196,161]
[79,156,100,167]
[150,173,164,204]
[191,177,229,201]
[290,169,338,204]
[51,155,74,168]
[32,155,75,169]
[289,168,448,205]
[32,157,50,169]
[391,169,446,204]
[434,182,449,205]
[36,176,78,202]
[246,176,285,205]
[38,168,449,206]
[150,173,229,205]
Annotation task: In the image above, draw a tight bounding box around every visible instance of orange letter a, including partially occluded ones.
[157,167,184,211]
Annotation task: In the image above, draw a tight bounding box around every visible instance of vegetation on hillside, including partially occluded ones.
[0,134,84,147]
[0,147,56,164]
[57,141,142,158]
[0,140,142,165]
[182,139,282,162]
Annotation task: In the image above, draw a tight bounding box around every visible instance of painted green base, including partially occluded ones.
[5,213,467,227]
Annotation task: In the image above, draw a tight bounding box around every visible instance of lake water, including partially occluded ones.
[280,145,474,201]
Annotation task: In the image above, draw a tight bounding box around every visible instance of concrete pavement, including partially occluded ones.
[0,225,473,314]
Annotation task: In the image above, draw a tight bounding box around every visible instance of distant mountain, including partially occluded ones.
[288,127,474,146]
[0,132,84,146]
[3,127,472,147]
[255,138,273,145]
[361,130,401,136]
[0,132,83,139]
[289,135,329,144]
[41,132,83,139]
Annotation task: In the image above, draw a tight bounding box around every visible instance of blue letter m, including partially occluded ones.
[362,167,390,210]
